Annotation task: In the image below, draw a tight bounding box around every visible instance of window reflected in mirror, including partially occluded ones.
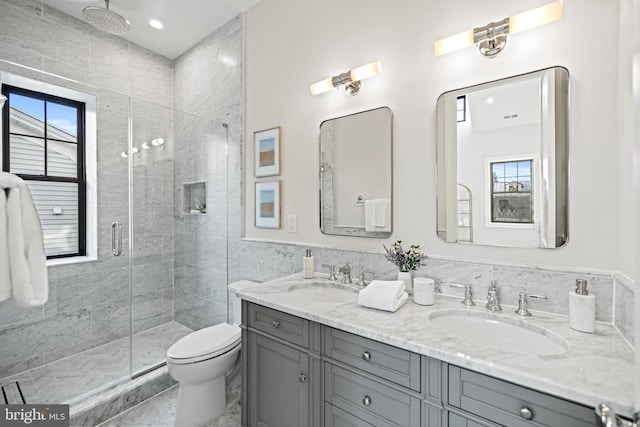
[437,67,569,248]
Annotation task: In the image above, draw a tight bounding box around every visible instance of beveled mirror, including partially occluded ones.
[437,67,569,248]
[320,107,392,237]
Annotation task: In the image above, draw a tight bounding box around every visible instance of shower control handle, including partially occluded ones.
[111,222,122,256]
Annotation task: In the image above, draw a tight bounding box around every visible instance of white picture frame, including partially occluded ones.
[255,181,281,229]
[254,127,281,177]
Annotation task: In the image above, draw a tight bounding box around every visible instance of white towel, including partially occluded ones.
[0,186,10,302]
[0,172,48,307]
[358,280,408,312]
[364,198,390,232]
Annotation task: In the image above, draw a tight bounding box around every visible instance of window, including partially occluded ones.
[456,95,466,122]
[490,159,533,224]
[2,84,86,258]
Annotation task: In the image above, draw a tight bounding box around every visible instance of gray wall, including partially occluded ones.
[0,0,175,378]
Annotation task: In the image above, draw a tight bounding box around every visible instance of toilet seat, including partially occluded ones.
[167,323,241,365]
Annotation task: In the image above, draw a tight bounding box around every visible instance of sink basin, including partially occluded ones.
[428,309,568,355]
[286,281,359,304]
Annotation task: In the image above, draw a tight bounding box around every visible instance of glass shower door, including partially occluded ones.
[129,100,228,377]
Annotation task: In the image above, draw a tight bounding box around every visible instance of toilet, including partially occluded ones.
[167,280,257,427]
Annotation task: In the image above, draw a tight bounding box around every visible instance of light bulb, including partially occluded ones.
[509,1,563,34]
[310,77,334,95]
[434,29,475,56]
[349,61,382,82]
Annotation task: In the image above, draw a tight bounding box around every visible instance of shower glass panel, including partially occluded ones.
[129,100,229,377]
[0,60,231,405]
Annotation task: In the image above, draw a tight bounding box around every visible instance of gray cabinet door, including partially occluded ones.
[247,303,309,348]
[324,328,421,392]
[325,404,376,427]
[248,332,310,427]
[325,363,421,427]
[447,411,499,427]
[446,365,595,427]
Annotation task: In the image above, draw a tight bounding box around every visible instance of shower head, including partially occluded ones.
[82,0,130,36]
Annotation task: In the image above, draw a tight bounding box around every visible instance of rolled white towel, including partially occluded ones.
[358,280,408,312]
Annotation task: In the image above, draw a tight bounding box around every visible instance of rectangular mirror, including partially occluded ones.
[437,67,569,248]
[320,107,393,238]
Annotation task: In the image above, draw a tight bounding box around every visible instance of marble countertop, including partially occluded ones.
[236,273,635,417]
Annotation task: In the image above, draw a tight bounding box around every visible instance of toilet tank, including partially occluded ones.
[227,280,258,325]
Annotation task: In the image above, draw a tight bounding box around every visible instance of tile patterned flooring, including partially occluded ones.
[96,385,241,427]
[0,321,192,405]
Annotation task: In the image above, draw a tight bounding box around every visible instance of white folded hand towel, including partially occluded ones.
[358,280,408,312]
[364,198,390,232]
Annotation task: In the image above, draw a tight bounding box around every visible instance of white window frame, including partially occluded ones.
[0,72,97,266]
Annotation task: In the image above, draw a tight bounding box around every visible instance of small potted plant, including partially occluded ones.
[383,241,427,292]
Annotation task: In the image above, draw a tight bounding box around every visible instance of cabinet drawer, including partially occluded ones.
[325,364,421,427]
[448,411,498,427]
[446,365,595,427]
[324,328,421,392]
[325,404,375,427]
[247,303,309,348]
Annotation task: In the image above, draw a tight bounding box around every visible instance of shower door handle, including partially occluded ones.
[112,222,122,256]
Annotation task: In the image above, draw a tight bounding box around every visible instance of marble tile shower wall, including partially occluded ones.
[0,0,175,379]
[230,240,634,346]
[172,16,243,330]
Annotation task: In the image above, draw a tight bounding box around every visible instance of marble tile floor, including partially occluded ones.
[0,321,192,405]
[97,385,241,427]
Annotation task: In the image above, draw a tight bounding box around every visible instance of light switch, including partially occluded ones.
[287,215,297,233]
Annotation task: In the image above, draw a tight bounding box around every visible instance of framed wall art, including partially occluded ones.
[255,181,281,229]
[254,126,281,177]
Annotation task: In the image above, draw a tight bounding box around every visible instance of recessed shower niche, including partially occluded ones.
[183,181,207,215]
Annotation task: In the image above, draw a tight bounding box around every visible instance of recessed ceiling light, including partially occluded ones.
[486,97,495,104]
[149,19,164,29]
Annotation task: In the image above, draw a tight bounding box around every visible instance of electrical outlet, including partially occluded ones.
[287,215,297,233]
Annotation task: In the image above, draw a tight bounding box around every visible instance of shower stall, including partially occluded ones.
[0,60,231,411]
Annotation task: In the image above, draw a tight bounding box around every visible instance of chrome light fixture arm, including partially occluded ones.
[474,18,509,57]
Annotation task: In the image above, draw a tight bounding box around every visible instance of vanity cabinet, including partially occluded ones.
[241,302,597,427]
[243,302,321,427]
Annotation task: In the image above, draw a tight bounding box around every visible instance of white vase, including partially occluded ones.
[397,271,413,293]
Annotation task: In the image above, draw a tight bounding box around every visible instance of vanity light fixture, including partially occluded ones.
[434,1,563,57]
[310,61,382,96]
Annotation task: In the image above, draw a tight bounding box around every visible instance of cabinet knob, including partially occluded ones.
[519,406,534,420]
[272,320,280,328]
[298,374,306,382]
[362,396,372,407]
[362,351,371,361]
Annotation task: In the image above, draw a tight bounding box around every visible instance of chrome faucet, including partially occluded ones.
[514,290,548,316]
[355,266,372,287]
[595,403,640,427]
[449,283,475,306]
[322,264,338,281]
[336,262,352,284]
[485,280,502,312]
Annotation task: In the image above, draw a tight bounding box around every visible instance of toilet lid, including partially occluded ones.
[167,323,241,361]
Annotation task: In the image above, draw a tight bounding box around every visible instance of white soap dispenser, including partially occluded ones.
[303,249,314,279]
[569,279,595,333]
